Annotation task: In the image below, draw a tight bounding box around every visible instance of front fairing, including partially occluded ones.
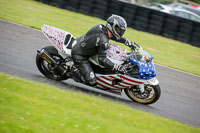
[129,47,156,79]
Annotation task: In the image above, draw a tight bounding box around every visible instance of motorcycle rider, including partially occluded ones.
[71,14,138,86]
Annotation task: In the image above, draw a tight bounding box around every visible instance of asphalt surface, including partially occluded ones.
[0,20,200,127]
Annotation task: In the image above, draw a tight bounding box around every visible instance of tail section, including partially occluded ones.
[41,24,76,55]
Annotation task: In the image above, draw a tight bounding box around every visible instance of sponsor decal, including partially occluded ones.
[96,37,100,46]
[90,72,95,79]
[41,55,51,64]
[81,42,86,47]
[150,77,155,83]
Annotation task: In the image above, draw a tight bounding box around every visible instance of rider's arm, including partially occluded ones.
[115,37,126,44]
[111,36,139,49]
[98,43,115,69]
[111,37,133,46]
[98,42,127,74]
[110,36,126,43]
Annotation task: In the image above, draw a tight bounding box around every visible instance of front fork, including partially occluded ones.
[139,84,145,93]
[138,77,159,93]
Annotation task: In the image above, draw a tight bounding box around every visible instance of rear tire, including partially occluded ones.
[125,84,161,104]
[36,46,68,81]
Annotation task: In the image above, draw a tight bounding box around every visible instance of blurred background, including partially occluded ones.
[37,0,200,47]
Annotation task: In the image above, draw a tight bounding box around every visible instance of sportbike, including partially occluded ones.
[36,25,161,104]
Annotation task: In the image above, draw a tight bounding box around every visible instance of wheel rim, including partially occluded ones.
[126,85,156,104]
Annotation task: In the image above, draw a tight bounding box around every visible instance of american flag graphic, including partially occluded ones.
[96,74,144,94]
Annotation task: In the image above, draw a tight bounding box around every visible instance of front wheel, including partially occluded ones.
[124,84,161,104]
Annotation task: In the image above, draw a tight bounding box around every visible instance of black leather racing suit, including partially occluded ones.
[71,24,127,86]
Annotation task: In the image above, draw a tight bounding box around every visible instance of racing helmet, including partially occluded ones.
[106,14,127,40]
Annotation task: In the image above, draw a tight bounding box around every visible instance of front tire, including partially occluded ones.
[124,84,161,104]
[36,46,68,81]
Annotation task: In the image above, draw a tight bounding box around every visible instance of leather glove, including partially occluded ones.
[113,64,127,74]
[125,39,136,49]
[125,40,140,50]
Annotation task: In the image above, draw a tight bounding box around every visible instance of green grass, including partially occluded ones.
[0,0,200,75]
[0,73,200,133]
[0,1,199,132]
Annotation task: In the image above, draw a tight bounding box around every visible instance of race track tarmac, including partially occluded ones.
[0,20,200,127]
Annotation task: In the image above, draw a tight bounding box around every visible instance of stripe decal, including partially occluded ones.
[100,76,112,81]
[96,77,120,89]
[96,74,143,90]
[108,76,128,88]
[120,81,136,86]
[109,75,137,87]
[96,84,107,90]
[102,76,128,88]
[96,83,114,90]
[97,76,127,89]
[96,84,122,94]
[119,75,143,84]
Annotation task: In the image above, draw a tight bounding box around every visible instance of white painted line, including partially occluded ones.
[1,19,200,78]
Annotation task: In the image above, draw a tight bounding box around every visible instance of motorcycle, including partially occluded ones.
[36,24,161,104]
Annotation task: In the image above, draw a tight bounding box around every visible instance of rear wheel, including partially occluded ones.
[36,46,68,81]
[124,84,161,104]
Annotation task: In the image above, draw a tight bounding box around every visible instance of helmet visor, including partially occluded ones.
[115,25,125,37]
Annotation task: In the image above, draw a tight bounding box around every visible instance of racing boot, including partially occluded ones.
[71,65,86,83]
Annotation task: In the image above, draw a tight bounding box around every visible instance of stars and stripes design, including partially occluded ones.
[106,43,127,61]
[41,24,67,53]
[96,74,144,94]
[129,57,156,79]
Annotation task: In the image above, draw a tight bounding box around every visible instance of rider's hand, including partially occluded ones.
[113,64,127,74]
[125,39,136,50]
[125,40,141,50]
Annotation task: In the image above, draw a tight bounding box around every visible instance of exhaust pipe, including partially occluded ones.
[37,49,57,65]
[37,49,67,75]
